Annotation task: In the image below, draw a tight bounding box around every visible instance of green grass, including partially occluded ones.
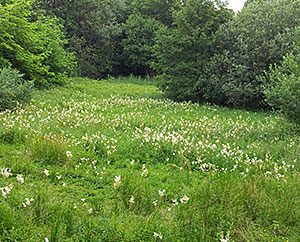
[0,77,299,241]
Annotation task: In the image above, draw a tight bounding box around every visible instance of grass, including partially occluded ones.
[0,77,299,241]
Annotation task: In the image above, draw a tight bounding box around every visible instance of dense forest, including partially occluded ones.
[1,0,300,122]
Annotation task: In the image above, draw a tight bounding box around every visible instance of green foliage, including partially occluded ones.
[0,67,32,111]
[201,0,300,109]
[0,0,75,87]
[38,0,127,78]
[153,0,233,101]
[121,0,179,76]
[122,14,162,75]
[265,45,300,124]
[30,136,69,165]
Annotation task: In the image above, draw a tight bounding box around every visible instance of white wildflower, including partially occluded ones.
[180,195,190,204]
[1,168,12,178]
[0,184,13,198]
[129,195,135,204]
[114,175,121,189]
[22,198,34,207]
[43,169,50,176]
[16,174,24,184]
[153,232,163,240]
[88,208,93,214]
[153,200,158,207]
[141,164,148,177]
[66,151,73,159]
[158,189,166,197]
[56,175,62,180]
[172,198,179,206]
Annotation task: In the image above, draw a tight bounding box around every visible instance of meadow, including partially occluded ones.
[0,77,299,241]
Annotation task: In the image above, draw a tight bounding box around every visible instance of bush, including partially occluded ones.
[0,67,32,111]
[265,53,300,124]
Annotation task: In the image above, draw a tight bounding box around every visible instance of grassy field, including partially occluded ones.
[0,77,299,241]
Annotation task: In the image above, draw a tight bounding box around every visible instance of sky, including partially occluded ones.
[228,0,247,12]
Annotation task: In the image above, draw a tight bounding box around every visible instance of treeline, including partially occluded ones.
[1,0,299,123]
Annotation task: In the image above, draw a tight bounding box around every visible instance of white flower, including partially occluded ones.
[0,184,13,198]
[130,159,135,165]
[44,237,49,242]
[158,189,166,197]
[153,200,158,207]
[81,198,86,202]
[129,195,135,204]
[1,168,12,178]
[66,151,73,159]
[141,164,148,177]
[180,195,190,204]
[114,175,121,189]
[172,199,179,206]
[16,174,24,184]
[62,182,67,187]
[43,169,50,176]
[88,208,93,214]
[22,198,34,207]
[56,175,62,180]
[153,232,163,240]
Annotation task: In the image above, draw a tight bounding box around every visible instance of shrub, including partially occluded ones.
[0,67,32,111]
[265,54,300,124]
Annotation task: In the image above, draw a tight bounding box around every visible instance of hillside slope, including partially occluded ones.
[0,78,299,241]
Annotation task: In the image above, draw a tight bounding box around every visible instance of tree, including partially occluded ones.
[0,0,75,87]
[153,0,233,101]
[201,0,300,109]
[264,28,300,124]
[38,0,127,78]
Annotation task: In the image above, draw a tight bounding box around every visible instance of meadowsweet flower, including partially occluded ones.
[43,169,50,176]
[1,168,12,178]
[22,198,34,207]
[153,232,163,240]
[66,151,73,159]
[172,198,179,206]
[114,175,121,189]
[129,195,135,204]
[158,189,166,197]
[0,184,13,198]
[220,232,230,242]
[16,174,24,184]
[180,195,190,204]
[141,164,148,177]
